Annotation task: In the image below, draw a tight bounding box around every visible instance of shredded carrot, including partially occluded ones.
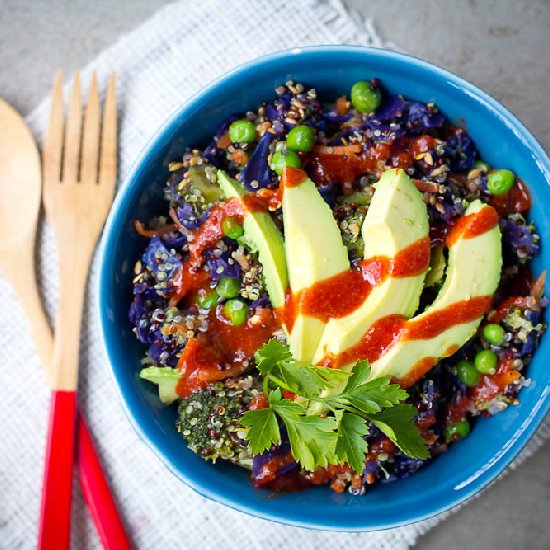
[314,144,362,156]
[231,149,249,166]
[217,133,231,150]
[336,96,349,116]
[531,271,546,302]
[134,219,177,238]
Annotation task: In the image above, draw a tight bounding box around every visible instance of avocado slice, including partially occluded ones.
[312,169,429,364]
[282,169,349,361]
[368,200,502,385]
[217,171,287,308]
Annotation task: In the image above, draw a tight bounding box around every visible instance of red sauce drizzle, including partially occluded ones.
[175,307,281,397]
[287,236,430,324]
[281,289,298,334]
[187,197,244,265]
[390,236,431,277]
[446,205,499,247]
[396,357,437,388]
[490,178,531,214]
[308,136,442,191]
[242,187,282,212]
[309,143,391,187]
[321,296,492,383]
[300,268,373,323]
[469,351,521,402]
[406,296,491,340]
[447,351,521,423]
[251,453,297,488]
[280,166,307,188]
[169,259,211,306]
[169,188,284,305]
[320,314,406,368]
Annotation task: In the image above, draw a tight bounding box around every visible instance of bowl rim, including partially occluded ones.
[98,44,550,531]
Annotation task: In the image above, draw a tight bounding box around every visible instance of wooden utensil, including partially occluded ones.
[0,96,130,549]
[38,70,118,549]
[0,97,52,368]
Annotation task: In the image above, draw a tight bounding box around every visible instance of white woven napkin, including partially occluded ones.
[1,0,548,547]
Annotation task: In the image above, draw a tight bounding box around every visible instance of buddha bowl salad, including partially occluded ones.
[131,79,546,494]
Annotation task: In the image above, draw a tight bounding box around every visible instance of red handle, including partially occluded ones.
[38,390,78,549]
[77,413,132,550]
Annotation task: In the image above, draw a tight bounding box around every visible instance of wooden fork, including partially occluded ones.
[38,70,117,549]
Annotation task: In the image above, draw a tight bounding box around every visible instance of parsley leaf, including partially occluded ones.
[240,406,280,455]
[269,389,338,471]
[334,411,370,474]
[344,376,409,414]
[368,404,430,459]
[277,360,350,398]
[254,338,291,374]
[323,364,407,414]
[255,339,349,397]
[343,359,372,391]
[243,341,429,473]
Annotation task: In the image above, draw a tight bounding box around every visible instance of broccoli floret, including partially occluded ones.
[165,159,222,220]
[177,376,261,467]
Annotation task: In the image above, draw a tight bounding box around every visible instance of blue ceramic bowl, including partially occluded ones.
[98,46,550,531]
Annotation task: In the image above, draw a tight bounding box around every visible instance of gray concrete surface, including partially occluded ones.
[0,0,548,548]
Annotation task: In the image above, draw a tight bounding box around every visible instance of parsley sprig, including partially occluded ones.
[241,339,429,473]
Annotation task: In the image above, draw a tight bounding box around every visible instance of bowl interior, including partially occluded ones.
[99,46,550,530]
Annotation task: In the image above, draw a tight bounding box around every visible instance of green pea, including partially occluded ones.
[270,149,301,175]
[221,217,244,240]
[487,169,515,196]
[286,125,315,152]
[196,290,217,310]
[215,277,240,299]
[229,120,257,143]
[474,160,490,172]
[474,349,498,374]
[456,360,480,387]
[351,80,382,113]
[224,299,248,325]
[444,420,471,442]
[483,323,505,346]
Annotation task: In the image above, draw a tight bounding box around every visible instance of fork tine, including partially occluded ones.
[62,71,82,184]
[43,70,64,186]
[80,74,100,183]
[99,74,117,190]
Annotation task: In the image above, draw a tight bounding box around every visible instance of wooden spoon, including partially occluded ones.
[0,97,52,367]
[0,97,130,549]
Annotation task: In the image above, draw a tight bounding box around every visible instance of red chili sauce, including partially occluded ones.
[167,187,289,395]
[187,197,244,265]
[446,351,521,423]
[175,307,281,397]
[490,178,531,215]
[280,165,307,188]
[320,296,492,388]
[446,204,499,247]
[308,135,439,189]
[284,236,430,330]
[242,187,282,212]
